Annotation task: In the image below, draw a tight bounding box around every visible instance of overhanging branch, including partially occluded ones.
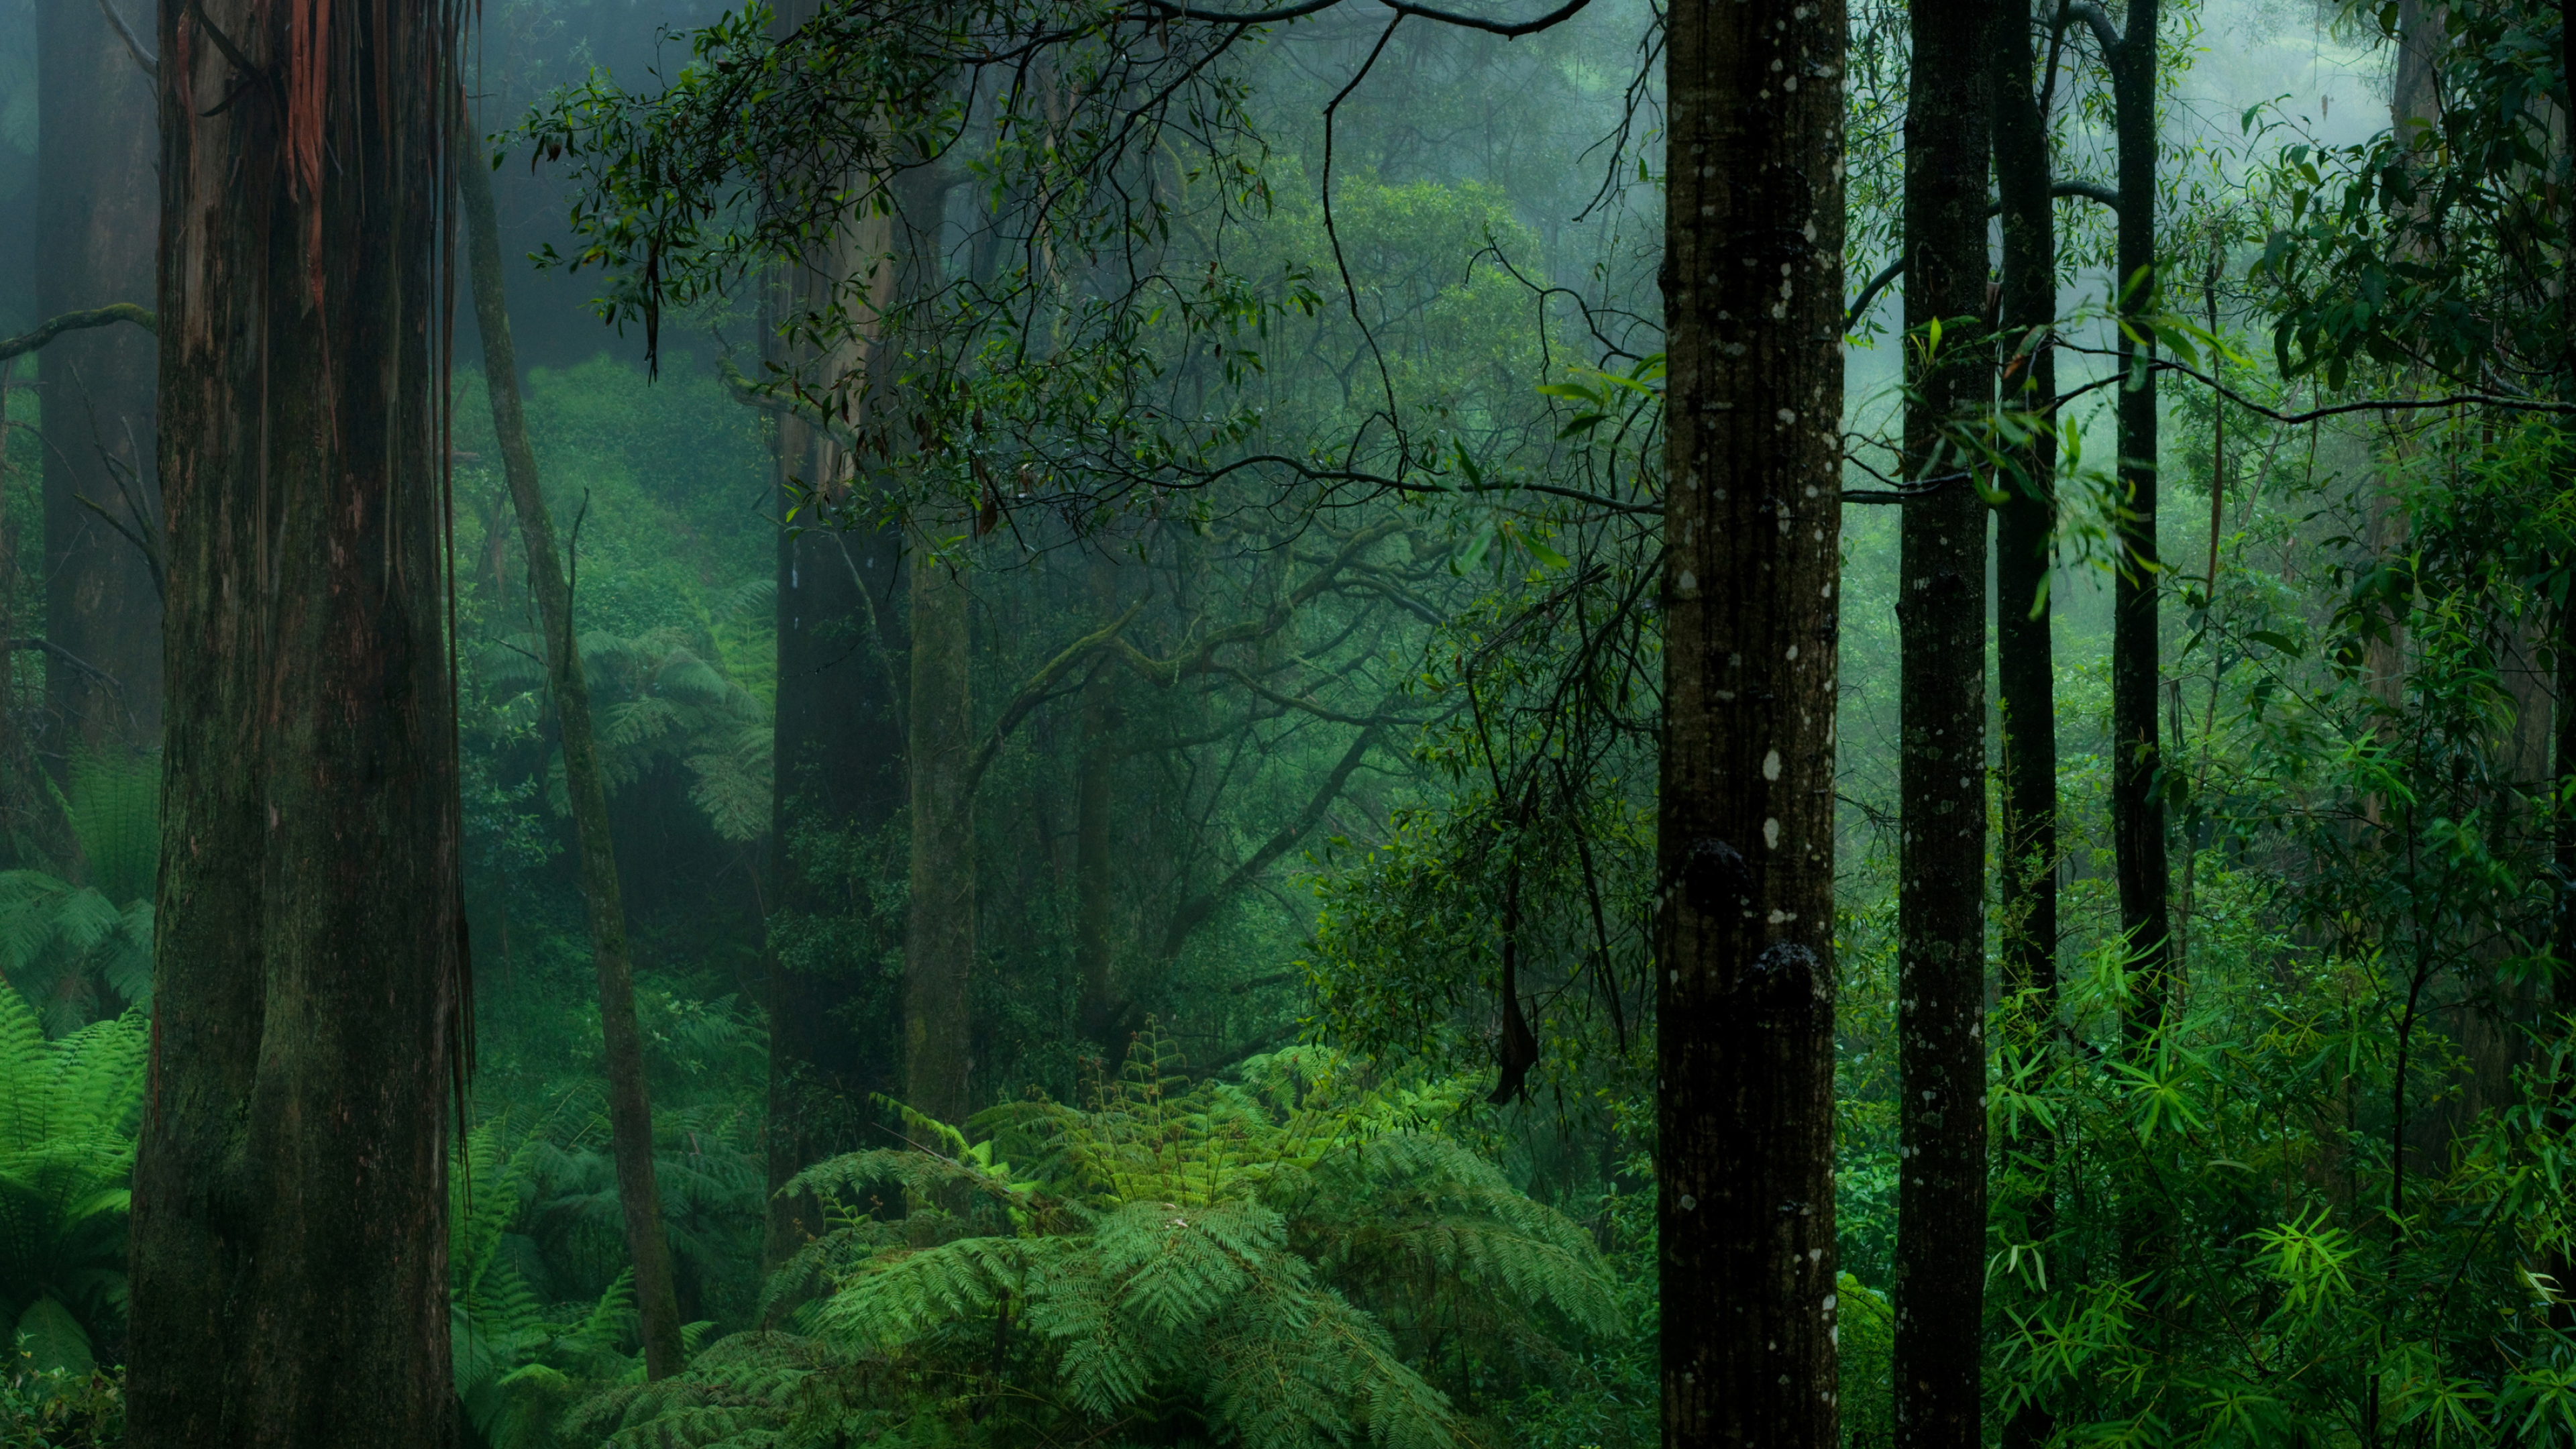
[0,305,157,364]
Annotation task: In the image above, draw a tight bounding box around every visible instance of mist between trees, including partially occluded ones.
[0,0,2573,1442]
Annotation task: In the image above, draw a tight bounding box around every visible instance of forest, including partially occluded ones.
[0,0,2572,1437]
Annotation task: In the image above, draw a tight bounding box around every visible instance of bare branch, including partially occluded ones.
[0,305,156,364]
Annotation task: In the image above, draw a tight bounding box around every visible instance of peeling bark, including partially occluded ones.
[125,0,464,1437]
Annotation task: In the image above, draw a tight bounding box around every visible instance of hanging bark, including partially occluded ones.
[457,113,688,1381]
[36,0,162,756]
[123,0,465,1438]
[1992,4,2063,1444]
[1658,0,1845,1435]
[1893,0,1994,1434]
[906,533,975,1125]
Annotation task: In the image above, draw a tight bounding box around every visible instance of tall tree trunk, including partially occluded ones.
[458,113,688,1382]
[906,535,975,1124]
[761,0,910,1261]
[766,502,906,1260]
[2102,0,2168,1036]
[1658,0,1845,1435]
[125,0,463,1438]
[1992,5,2061,1444]
[1894,0,1994,1435]
[37,0,161,756]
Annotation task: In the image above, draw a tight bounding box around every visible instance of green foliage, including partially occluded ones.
[0,987,144,1377]
[560,1036,1617,1449]
[0,1342,121,1449]
[481,621,773,843]
[0,749,158,1036]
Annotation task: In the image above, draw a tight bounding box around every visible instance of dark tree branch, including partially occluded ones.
[2063,0,2124,55]
[1159,717,1386,958]
[1845,181,2117,327]
[0,304,156,364]
[95,0,157,77]
[3,638,120,687]
[963,598,1148,798]
[2053,345,2576,421]
[1132,0,1593,36]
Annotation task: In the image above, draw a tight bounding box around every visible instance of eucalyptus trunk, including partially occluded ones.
[1658,0,1845,1435]
[458,117,687,1381]
[37,0,161,755]
[1894,0,1994,1434]
[124,0,462,1438]
[759,0,910,1256]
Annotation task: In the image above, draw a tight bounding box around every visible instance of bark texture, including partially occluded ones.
[459,122,687,1381]
[906,539,975,1124]
[1894,0,1993,1435]
[124,0,463,1438]
[1658,0,1845,1435]
[1992,5,2061,1444]
[37,0,162,754]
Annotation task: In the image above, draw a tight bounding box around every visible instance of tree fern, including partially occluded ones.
[480,623,771,841]
[578,1032,1619,1449]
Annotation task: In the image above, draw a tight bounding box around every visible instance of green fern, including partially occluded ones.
[480,623,771,842]
[450,1116,674,1448]
[0,751,159,1037]
[0,987,145,1373]
[582,1034,1618,1449]
[62,750,158,910]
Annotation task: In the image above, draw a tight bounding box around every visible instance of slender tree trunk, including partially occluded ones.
[457,115,687,1381]
[1658,0,1845,1434]
[1993,6,2061,1445]
[2105,0,2168,1036]
[1894,0,1994,1436]
[124,0,463,1438]
[906,535,975,1124]
[2545,0,2575,1337]
[1074,545,1126,1051]
[37,0,162,755]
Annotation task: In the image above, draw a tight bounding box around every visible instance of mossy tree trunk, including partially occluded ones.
[1656,0,1845,1436]
[458,117,687,1381]
[124,0,464,1438]
[906,534,975,1125]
